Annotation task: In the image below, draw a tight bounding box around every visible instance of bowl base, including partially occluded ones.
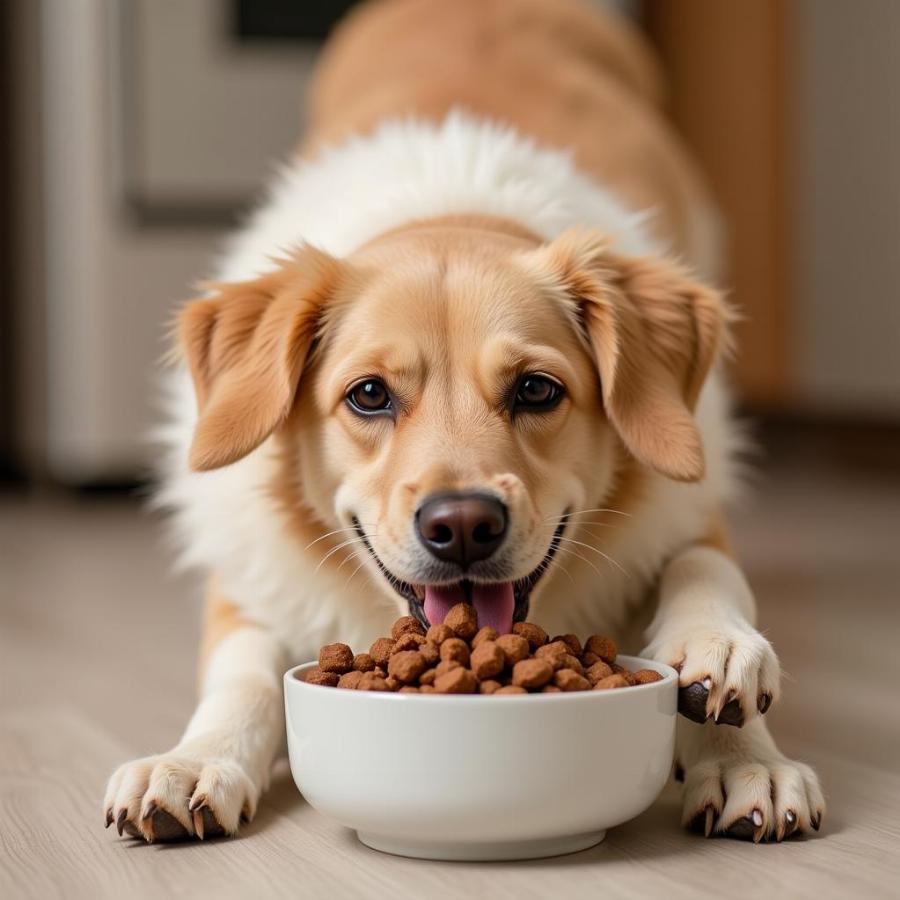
[356,828,607,861]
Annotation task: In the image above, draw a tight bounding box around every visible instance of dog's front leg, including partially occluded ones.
[103,585,286,842]
[643,536,824,840]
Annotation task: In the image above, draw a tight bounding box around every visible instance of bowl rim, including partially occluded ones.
[284,654,677,705]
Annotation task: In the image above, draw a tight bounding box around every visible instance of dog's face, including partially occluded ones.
[179,219,725,632]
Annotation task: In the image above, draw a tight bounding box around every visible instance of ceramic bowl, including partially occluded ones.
[284,655,677,861]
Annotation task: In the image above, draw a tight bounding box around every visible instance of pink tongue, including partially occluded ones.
[424,582,516,634]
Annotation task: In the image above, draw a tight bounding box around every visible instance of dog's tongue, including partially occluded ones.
[424,582,515,634]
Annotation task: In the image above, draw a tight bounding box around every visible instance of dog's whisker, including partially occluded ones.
[552,543,606,583]
[343,557,370,591]
[304,524,377,552]
[313,537,371,576]
[544,507,632,522]
[556,536,630,578]
[335,547,367,573]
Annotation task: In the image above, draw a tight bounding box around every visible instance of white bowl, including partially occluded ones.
[284,655,677,861]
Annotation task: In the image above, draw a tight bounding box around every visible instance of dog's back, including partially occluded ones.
[306,0,717,271]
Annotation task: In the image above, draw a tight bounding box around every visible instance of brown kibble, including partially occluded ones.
[373,666,387,677]
[357,672,390,691]
[426,623,454,645]
[391,615,426,640]
[585,634,618,663]
[586,660,614,684]
[392,632,426,653]
[535,640,569,662]
[419,684,436,693]
[512,658,554,689]
[440,637,471,667]
[419,640,440,666]
[470,640,505,680]
[551,634,583,656]
[495,685,527,695]
[632,668,663,684]
[398,686,420,693]
[495,633,530,666]
[611,662,628,676]
[561,654,584,675]
[581,651,601,667]
[387,650,428,684]
[542,685,562,693]
[420,667,437,686]
[479,679,502,695]
[593,674,629,690]
[434,667,478,694]
[353,653,376,672]
[554,668,591,691]
[472,625,499,647]
[384,675,402,691]
[444,603,479,640]
[337,670,363,689]
[435,659,462,677]
[512,621,548,650]
[304,667,340,687]
[369,637,396,667]
[318,643,354,674]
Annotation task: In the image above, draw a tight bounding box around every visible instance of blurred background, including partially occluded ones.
[2,2,899,893]
[2,0,899,485]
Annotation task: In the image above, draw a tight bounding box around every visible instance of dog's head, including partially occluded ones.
[178,219,726,632]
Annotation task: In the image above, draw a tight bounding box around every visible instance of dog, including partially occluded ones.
[104,0,824,843]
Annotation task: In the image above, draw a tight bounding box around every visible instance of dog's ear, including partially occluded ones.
[176,244,342,472]
[521,229,730,482]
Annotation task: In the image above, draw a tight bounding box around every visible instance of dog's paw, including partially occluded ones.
[103,752,258,842]
[680,741,825,842]
[645,621,780,727]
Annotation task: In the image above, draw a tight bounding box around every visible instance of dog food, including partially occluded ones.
[301,604,664,695]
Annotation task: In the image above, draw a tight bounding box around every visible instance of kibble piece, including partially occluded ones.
[513,621,548,650]
[440,637,471,667]
[581,651,601,667]
[353,653,376,672]
[495,685,527,695]
[387,650,428,684]
[470,640,505,680]
[585,634,618,663]
[444,603,479,640]
[426,623,454,645]
[419,640,440,666]
[384,675,402,691]
[392,632,426,653]
[512,658,554,689]
[542,685,562,693]
[495,633,530,666]
[318,643,354,674]
[356,672,390,691]
[435,659,462,677]
[472,625,499,647]
[419,684,436,693]
[535,641,569,662]
[398,686,420,693]
[610,662,628,676]
[369,637,396,668]
[304,667,340,687]
[391,615,426,640]
[561,654,585,675]
[632,668,664,685]
[554,669,592,691]
[434,667,478,694]
[585,660,614,684]
[593,674,629,690]
[337,670,363,689]
[551,634,583,656]
[419,667,437,686]
[373,666,388,678]
[479,679,502,695]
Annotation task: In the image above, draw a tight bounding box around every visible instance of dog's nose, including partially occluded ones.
[416,493,508,567]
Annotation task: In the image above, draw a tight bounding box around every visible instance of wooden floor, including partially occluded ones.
[2,453,900,899]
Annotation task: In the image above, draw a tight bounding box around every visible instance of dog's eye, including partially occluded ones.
[346,378,392,415]
[513,373,564,412]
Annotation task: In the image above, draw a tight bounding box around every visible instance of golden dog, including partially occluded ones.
[104,0,824,844]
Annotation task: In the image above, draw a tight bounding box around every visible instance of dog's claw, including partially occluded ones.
[105,808,114,828]
[192,805,207,840]
[781,809,798,840]
[758,692,773,714]
[116,809,127,837]
[812,811,822,832]
[723,813,758,841]
[678,681,712,723]
[715,695,744,727]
